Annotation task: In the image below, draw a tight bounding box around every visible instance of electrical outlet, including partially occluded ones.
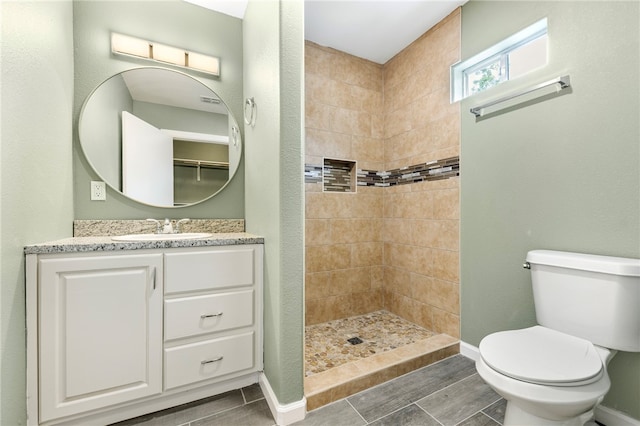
[90,181,106,201]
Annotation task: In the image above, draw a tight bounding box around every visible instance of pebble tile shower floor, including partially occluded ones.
[305,310,436,376]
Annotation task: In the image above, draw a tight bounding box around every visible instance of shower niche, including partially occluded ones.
[323,158,356,193]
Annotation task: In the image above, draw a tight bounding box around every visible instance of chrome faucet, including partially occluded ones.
[161,218,174,234]
[176,218,191,233]
[146,218,190,234]
[146,218,162,234]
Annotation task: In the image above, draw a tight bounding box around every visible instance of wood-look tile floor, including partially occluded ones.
[116,355,506,426]
[295,355,506,426]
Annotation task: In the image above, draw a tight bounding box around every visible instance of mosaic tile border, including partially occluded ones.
[305,156,459,188]
[323,158,356,193]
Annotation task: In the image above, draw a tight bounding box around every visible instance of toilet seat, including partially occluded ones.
[479,326,603,386]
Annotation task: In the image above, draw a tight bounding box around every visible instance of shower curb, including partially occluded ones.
[304,334,459,411]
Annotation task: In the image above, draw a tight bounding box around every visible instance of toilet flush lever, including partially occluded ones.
[523,262,531,269]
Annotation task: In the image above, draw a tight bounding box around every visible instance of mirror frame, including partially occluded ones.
[79,66,242,208]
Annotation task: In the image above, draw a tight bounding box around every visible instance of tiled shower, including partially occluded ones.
[304,9,461,408]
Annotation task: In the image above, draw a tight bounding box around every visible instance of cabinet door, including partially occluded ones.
[38,254,163,422]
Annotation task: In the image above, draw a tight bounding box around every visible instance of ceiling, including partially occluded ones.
[122,68,229,115]
[185,0,466,64]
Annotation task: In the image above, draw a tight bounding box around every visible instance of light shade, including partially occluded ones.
[187,51,220,75]
[153,44,186,67]
[111,33,220,77]
[111,33,150,58]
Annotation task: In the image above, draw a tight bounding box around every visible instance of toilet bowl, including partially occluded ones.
[477,326,613,425]
[476,250,640,426]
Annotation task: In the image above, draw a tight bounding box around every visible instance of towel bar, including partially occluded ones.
[470,75,571,117]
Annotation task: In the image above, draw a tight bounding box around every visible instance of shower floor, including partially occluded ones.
[304,310,459,410]
[305,310,436,376]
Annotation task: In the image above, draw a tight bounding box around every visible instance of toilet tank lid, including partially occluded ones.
[527,250,640,277]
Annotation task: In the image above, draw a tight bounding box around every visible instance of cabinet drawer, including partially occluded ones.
[165,290,254,340]
[165,248,255,294]
[164,332,254,390]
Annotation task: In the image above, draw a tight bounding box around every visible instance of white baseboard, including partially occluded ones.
[595,405,640,426]
[460,340,479,361]
[259,373,306,425]
[459,340,640,426]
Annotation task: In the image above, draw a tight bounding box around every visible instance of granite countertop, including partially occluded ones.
[25,233,264,255]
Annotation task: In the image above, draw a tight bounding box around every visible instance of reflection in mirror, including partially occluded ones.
[79,67,241,208]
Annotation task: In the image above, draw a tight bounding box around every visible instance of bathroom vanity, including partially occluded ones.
[25,234,264,426]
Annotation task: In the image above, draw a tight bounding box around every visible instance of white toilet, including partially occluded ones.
[476,250,640,426]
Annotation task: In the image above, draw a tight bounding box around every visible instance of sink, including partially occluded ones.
[111,233,213,242]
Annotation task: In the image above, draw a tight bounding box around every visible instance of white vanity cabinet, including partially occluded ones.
[162,247,260,390]
[26,242,263,426]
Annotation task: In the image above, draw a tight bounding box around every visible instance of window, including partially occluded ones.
[451,18,548,102]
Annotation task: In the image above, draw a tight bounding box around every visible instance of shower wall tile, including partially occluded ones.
[371,113,385,139]
[412,274,460,315]
[305,128,352,159]
[305,101,333,131]
[382,219,411,245]
[306,244,353,273]
[305,219,332,245]
[384,266,413,299]
[381,8,461,336]
[432,249,460,283]
[352,136,384,164]
[306,296,353,325]
[305,182,323,193]
[329,219,375,243]
[433,308,461,339]
[351,242,383,268]
[433,187,460,220]
[305,272,332,300]
[304,7,461,332]
[413,220,459,251]
[305,42,332,76]
[305,41,386,325]
[371,266,384,289]
[350,289,383,316]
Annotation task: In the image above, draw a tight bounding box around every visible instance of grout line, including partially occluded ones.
[422,369,480,397]
[363,403,423,425]
[454,411,496,426]
[341,355,472,425]
[345,398,370,425]
[480,399,506,425]
[184,396,248,425]
[478,397,504,413]
[415,403,447,426]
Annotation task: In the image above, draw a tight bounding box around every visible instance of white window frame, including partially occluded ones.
[451,18,548,103]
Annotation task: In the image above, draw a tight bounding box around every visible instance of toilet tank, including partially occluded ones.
[527,250,640,352]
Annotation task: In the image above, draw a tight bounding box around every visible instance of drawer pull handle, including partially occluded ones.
[201,356,224,365]
[200,312,223,319]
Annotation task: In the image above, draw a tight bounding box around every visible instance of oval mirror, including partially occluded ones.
[79,67,242,208]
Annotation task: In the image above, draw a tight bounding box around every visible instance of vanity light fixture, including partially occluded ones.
[111,33,220,76]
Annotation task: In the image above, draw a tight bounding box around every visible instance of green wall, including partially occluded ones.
[243,0,305,405]
[73,0,244,219]
[1,2,75,424]
[460,1,640,420]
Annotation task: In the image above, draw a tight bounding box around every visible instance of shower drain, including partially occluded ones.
[347,337,363,345]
